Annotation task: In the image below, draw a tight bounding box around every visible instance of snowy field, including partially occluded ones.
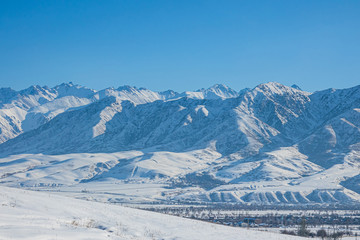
[0,186,305,240]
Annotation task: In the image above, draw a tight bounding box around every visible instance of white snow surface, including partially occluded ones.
[0,186,303,240]
[0,147,359,205]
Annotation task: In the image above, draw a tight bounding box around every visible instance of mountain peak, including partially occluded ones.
[117,85,138,92]
[196,83,239,99]
[0,87,18,105]
[291,84,302,90]
[208,83,230,90]
[54,82,86,90]
[18,85,52,96]
[54,82,96,98]
[254,82,308,95]
[58,82,74,87]
[256,81,284,89]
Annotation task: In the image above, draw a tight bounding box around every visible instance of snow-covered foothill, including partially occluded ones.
[0,186,303,240]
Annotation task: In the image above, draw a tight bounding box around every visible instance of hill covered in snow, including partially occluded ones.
[0,186,303,240]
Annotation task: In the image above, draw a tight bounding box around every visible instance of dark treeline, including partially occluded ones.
[139,205,360,239]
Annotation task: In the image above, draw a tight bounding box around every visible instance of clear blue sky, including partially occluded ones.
[0,0,359,92]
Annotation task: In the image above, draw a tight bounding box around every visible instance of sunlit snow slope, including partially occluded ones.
[0,186,304,240]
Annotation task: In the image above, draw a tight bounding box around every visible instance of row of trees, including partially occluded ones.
[281,217,355,239]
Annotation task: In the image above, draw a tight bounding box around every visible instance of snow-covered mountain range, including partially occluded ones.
[0,82,237,144]
[0,82,359,206]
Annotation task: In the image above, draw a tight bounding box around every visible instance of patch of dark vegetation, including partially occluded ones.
[167,172,226,190]
[281,228,350,239]
[280,230,296,235]
[142,205,360,239]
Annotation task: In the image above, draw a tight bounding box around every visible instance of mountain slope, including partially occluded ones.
[0,83,93,144]
[0,83,240,144]
[0,95,282,155]
[0,186,304,240]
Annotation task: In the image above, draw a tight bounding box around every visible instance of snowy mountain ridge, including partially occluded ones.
[0,82,239,144]
[0,82,360,207]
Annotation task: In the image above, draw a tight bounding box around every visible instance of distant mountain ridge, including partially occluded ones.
[0,82,239,144]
